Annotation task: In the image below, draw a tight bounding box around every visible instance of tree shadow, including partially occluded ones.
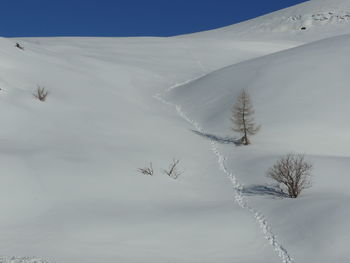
[191,130,242,145]
[242,184,289,198]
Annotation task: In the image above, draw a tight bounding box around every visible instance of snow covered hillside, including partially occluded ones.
[167,32,350,263]
[1,0,350,262]
[188,0,350,42]
[0,35,295,263]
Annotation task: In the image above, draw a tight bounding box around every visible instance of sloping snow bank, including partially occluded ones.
[167,33,350,156]
[0,35,294,262]
[185,0,350,42]
[166,33,350,263]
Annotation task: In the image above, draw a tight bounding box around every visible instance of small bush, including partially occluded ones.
[267,153,312,198]
[138,163,154,176]
[34,86,48,101]
[163,159,182,179]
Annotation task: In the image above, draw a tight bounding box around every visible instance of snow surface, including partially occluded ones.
[186,0,350,42]
[2,0,350,262]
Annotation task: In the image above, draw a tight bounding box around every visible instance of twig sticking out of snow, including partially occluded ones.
[138,162,154,176]
[33,86,49,102]
[163,159,182,179]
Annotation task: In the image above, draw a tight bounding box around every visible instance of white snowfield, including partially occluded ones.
[1,0,350,262]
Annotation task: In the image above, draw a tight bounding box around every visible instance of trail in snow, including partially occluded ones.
[154,77,294,263]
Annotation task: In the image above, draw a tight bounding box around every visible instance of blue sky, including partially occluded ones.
[2,0,308,37]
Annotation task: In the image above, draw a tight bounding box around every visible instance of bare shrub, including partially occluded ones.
[34,86,48,101]
[163,159,182,179]
[231,89,261,145]
[267,153,312,198]
[138,163,154,176]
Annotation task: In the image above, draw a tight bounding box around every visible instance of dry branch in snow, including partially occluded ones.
[34,86,49,101]
[138,163,154,176]
[163,159,182,179]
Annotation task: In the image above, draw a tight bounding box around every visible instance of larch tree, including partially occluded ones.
[231,90,260,145]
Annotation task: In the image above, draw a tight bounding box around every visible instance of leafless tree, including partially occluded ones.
[34,86,48,101]
[138,163,154,176]
[267,153,312,198]
[231,90,260,145]
[163,159,182,179]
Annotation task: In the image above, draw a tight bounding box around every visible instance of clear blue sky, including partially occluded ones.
[2,0,308,37]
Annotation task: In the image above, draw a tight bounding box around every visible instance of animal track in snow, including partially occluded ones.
[155,76,294,263]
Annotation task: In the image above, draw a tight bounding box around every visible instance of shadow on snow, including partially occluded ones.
[191,130,242,145]
[242,184,289,198]
[191,130,288,198]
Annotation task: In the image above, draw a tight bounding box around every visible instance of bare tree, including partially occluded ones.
[163,159,182,179]
[231,90,260,145]
[138,162,154,176]
[267,153,312,198]
[34,86,48,101]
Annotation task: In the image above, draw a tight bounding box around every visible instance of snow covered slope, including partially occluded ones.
[167,34,350,155]
[187,0,350,42]
[166,4,350,263]
[1,0,350,262]
[166,34,350,262]
[0,36,294,263]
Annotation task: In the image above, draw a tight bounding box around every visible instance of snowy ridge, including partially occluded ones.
[155,78,294,263]
[281,10,350,30]
[0,257,51,263]
[188,0,350,42]
[247,10,350,33]
[153,74,208,106]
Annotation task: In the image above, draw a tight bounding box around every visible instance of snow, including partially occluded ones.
[186,0,350,42]
[0,257,49,263]
[167,34,350,156]
[2,0,350,262]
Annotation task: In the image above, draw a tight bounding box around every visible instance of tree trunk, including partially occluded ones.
[243,132,250,145]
